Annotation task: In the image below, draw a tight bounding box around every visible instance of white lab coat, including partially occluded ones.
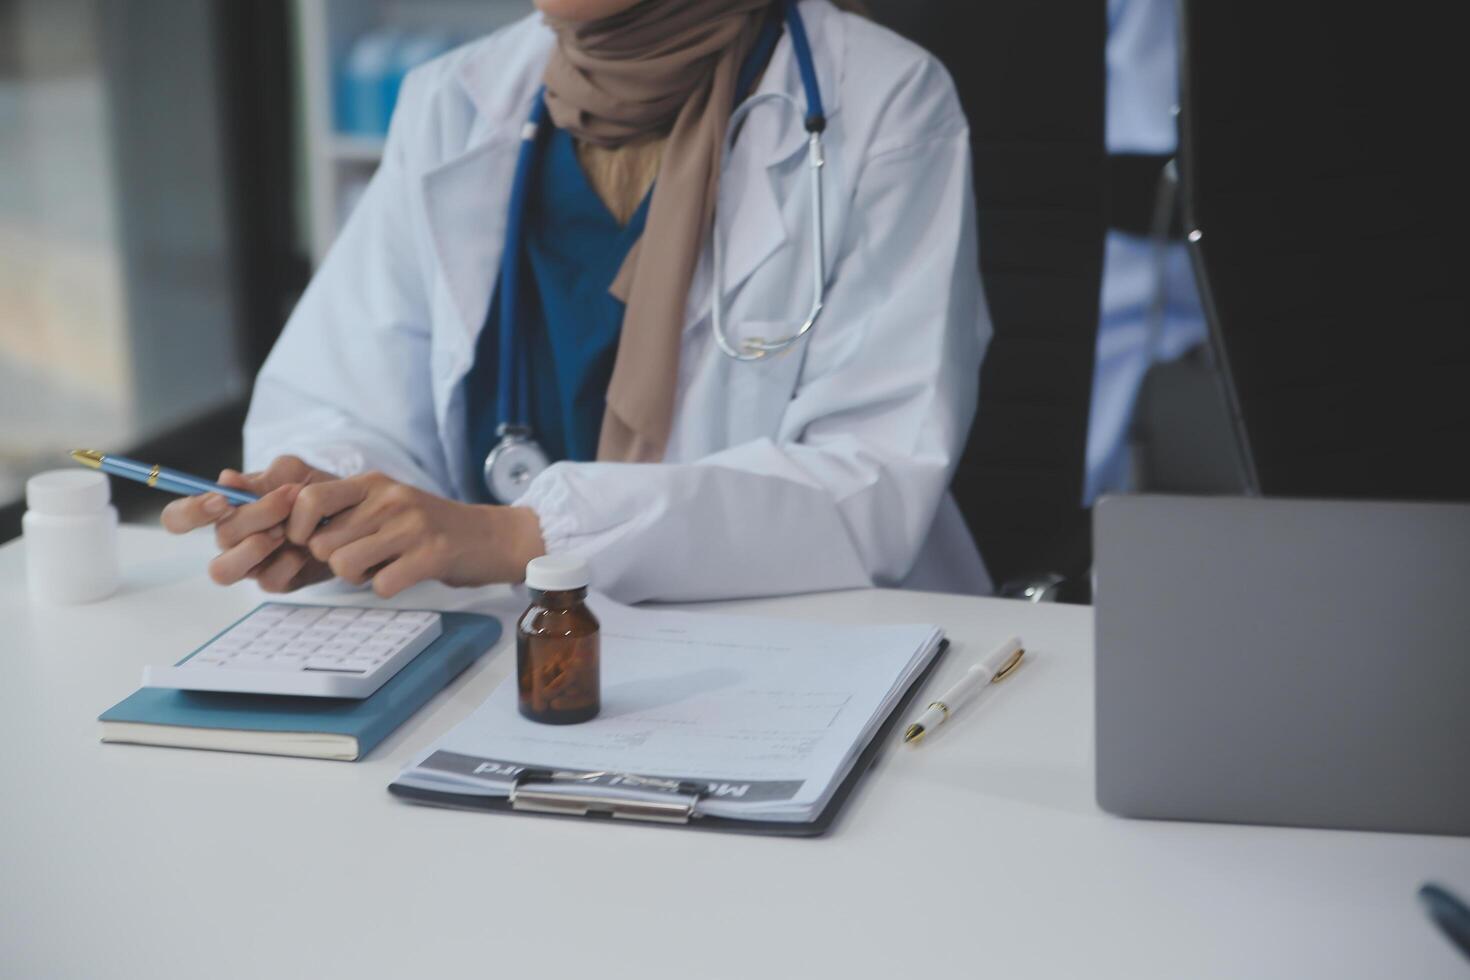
[245,0,993,603]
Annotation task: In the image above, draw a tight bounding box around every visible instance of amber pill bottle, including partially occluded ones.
[517,555,600,725]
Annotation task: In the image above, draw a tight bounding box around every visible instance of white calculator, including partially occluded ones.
[143,603,443,699]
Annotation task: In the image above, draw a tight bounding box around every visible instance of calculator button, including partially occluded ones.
[209,636,247,652]
[230,654,275,670]
[393,611,436,624]
[283,641,321,656]
[304,656,363,673]
[285,607,327,625]
[322,607,363,621]
[359,610,395,623]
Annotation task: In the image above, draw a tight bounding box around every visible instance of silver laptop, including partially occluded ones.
[1094,494,1470,837]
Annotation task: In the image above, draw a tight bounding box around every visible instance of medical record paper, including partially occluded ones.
[392,596,943,823]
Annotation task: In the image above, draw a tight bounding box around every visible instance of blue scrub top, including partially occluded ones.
[463,127,651,501]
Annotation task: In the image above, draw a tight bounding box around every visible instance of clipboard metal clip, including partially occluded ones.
[509,768,705,824]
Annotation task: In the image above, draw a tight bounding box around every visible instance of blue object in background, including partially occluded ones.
[336,28,457,138]
[1083,0,1209,504]
[337,28,401,137]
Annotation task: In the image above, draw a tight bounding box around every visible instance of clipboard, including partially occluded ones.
[388,637,948,837]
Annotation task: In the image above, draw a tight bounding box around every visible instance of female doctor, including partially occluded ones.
[162,0,992,603]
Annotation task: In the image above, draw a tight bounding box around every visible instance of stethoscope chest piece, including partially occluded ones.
[484,423,550,504]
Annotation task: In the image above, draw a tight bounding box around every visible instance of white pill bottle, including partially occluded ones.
[23,469,120,604]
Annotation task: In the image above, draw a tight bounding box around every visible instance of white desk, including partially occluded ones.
[2,527,1466,979]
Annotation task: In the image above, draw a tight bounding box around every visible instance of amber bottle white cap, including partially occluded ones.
[23,469,119,604]
[525,554,589,591]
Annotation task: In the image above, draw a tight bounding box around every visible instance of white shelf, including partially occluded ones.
[329,134,386,163]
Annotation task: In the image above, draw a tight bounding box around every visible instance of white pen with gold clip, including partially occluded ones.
[904,636,1025,744]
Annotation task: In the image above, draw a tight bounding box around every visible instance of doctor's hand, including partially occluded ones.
[284,472,546,598]
[159,455,335,592]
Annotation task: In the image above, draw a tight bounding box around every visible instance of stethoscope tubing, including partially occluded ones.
[497,97,550,429]
[711,122,825,361]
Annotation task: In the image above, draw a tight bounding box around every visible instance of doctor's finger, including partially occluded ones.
[253,547,309,594]
[288,477,373,545]
[160,492,230,534]
[218,467,253,488]
[261,455,319,489]
[218,468,272,497]
[208,525,286,586]
[303,505,385,563]
[370,550,439,599]
[323,530,405,587]
[214,485,300,551]
[218,457,309,497]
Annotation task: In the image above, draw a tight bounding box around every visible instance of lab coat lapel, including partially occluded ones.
[420,137,519,501]
[421,134,519,355]
[423,34,550,355]
[683,1,844,333]
[691,137,791,335]
[422,46,546,501]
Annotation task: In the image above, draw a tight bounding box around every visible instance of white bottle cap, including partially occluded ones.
[525,554,589,591]
[26,469,110,516]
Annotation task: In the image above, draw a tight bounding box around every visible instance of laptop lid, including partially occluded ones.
[1094,494,1470,836]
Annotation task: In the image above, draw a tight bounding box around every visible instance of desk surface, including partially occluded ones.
[2,526,1467,979]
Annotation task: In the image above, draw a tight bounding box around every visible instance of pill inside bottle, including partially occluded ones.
[517,554,600,725]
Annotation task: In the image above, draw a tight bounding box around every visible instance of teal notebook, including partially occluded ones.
[99,610,501,761]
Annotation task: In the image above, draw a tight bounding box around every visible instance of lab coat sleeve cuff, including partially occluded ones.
[243,440,370,479]
[515,465,579,555]
[288,444,370,480]
[245,434,445,496]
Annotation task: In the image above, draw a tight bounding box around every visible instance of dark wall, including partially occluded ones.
[1180,1,1470,502]
[867,1,1107,586]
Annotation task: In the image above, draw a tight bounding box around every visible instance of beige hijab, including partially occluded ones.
[542,0,775,462]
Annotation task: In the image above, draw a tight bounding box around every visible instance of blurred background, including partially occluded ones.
[12,1,1453,600]
[0,0,532,537]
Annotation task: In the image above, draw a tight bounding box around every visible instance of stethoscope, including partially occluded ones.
[484,0,828,503]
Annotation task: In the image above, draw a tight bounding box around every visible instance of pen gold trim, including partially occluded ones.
[992,646,1024,681]
[70,449,105,469]
[902,646,1025,744]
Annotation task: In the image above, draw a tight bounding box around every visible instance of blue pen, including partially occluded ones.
[70,449,259,506]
